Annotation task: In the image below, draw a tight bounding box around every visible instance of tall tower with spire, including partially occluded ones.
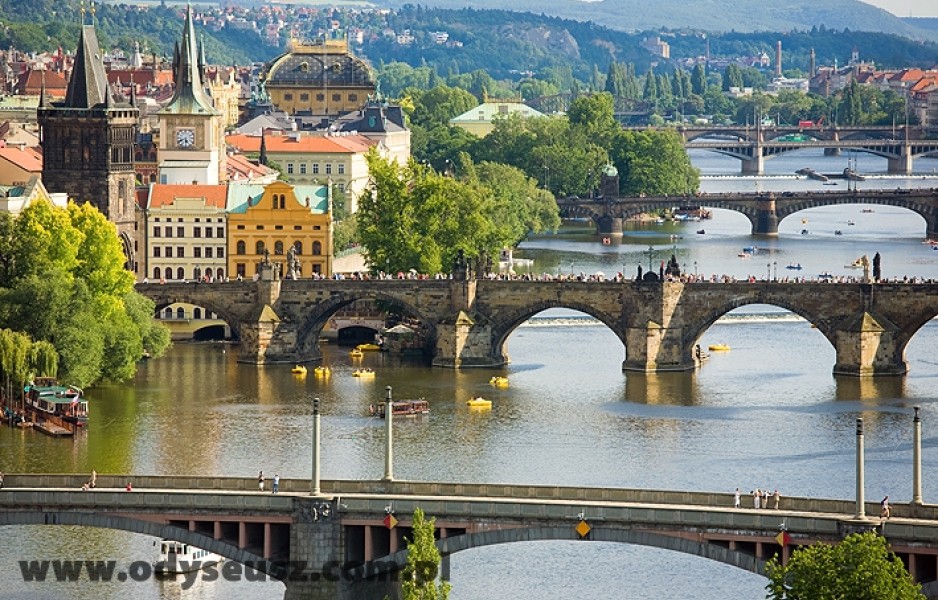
[37,24,139,269]
[157,5,225,185]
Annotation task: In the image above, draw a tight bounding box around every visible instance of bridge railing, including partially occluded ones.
[3,475,935,521]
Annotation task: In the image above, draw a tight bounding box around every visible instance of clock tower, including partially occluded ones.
[157,5,225,185]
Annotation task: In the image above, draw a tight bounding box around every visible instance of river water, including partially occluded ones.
[3,148,938,600]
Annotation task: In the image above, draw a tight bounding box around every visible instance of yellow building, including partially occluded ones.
[448,101,547,137]
[227,180,333,279]
[262,38,375,116]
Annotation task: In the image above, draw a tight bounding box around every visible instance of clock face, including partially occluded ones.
[176,129,195,148]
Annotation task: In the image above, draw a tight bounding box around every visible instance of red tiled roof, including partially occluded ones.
[0,146,42,172]
[226,132,375,154]
[147,184,229,209]
[226,153,276,179]
[18,69,67,97]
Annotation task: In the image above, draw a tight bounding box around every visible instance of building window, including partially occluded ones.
[293,242,303,254]
[338,164,345,175]
[176,267,185,280]
[255,241,265,255]
[349,94,358,102]
[217,227,224,238]
[325,164,332,175]
[217,268,225,279]
[236,263,246,277]
[300,163,307,174]
[284,93,293,101]
[294,225,302,230]
[274,241,284,255]
[177,227,184,238]
[237,225,245,230]
[165,246,173,258]
[316,93,324,101]
[177,307,186,319]
[165,226,172,238]
[194,247,202,258]
[177,246,185,258]
[207,227,214,238]
[194,308,202,319]
[153,227,161,238]
[300,93,309,101]
[206,247,214,258]
[332,93,340,102]
[287,163,294,174]
[237,241,246,255]
[312,164,320,174]
[154,247,161,258]
[153,267,160,279]
[257,225,265,230]
[194,227,201,238]
[217,247,225,258]
[337,183,345,193]
[313,241,322,255]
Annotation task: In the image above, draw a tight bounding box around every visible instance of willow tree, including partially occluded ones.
[29,340,58,379]
[0,328,31,406]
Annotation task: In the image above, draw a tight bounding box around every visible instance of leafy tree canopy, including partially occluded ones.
[765,532,925,600]
[401,508,451,600]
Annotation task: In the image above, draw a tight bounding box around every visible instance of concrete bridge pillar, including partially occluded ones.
[926,214,938,241]
[283,499,344,600]
[622,282,697,373]
[595,214,623,236]
[824,130,841,156]
[753,196,779,235]
[433,280,504,368]
[238,273,307,364]
[740,150,764,175]
[831,309,908,376]
[887,143,913,174]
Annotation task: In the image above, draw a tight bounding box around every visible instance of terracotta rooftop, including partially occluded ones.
[147,184,229,209]
[225,132,374,154]
[0,146,43,172]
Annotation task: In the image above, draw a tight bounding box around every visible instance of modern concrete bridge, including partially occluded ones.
[557,187,938,237]
[3,475,938,600]
[136,276,938,376]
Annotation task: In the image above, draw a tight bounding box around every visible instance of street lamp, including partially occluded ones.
[767,263,771,281]
[311,397,321,495]
[773,261,778,281]
[694,260,698,276]
[646,245,655,273]
[383,386,394,482]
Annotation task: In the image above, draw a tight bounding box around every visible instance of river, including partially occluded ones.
[3,148,938,600]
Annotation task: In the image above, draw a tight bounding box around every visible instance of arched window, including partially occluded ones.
[274,241,284,255]
[280,194,287,209]
[153,267,161,279]
[216,268,224,280]
[163,307,173,319]
[293,242,303,255]
[164,267,173,280]
[194,307,202,319]
[177,267,185,280]
[176,307,185,319]
[313,241,322,256]
[255,241,265,255]
[237,240,246,255]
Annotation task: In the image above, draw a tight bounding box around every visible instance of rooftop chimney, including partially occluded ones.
[810,48,816,78]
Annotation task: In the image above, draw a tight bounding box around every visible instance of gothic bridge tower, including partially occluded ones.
[38,25,139,270]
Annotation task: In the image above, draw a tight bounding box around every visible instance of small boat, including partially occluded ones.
[708,344,731,352]
[490,376,509,387]
[467,397,492,409]
[846,220,856,226]
[356,343,381,351]
[291,365,307,375]
[861,208,874,213]
[349,349,364,359]
[845,258,864,269]
[834,230,842,235]
[801,229,809,235]
[352,369,375,378]
[737,252,750,259]
[785,263,803,270]
[696,229,706,235]
[802,218,809,224]
[313,366,331,377]
[154,539,223,575]
[26,377,88,426]
[818,272,835,280]
[374,399,429,418]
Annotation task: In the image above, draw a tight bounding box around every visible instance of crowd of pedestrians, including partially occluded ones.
[734,487,781,510]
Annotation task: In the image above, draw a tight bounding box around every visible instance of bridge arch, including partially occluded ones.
[775,198,933,232]
[294,290,438,357]
[683,298,833,359]
[489,304,625,365]
[1,510,282,578]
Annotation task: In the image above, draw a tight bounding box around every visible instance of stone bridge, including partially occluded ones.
[636,124,931,144]
[557,188,938,237]
[3,475,938,600]
[137,277,938,377]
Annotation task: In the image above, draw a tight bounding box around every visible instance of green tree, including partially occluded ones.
[401,508,451,600]
[610,130,699,195]
[691,63,707,96]
[723,64,744,91]
[765,532,924,600]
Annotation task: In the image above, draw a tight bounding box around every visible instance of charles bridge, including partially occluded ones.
[556,187,938,237]
[136,272,938,377]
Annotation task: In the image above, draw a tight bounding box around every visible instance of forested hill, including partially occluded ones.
[386,0,938,41]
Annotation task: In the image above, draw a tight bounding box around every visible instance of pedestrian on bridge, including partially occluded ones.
[0,471,4,490]
[734,488,740,508]
[258,470,265,492]
[881,496,890,519]
[754,489,761,509]
[773,489,780,509]
[273,474,280,494]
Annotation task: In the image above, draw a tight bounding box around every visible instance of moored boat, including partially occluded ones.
[467,397,492,409]
[785,263,803,270]
[154,540,223,575]
[26,377,88,426]
[291,365,307,375]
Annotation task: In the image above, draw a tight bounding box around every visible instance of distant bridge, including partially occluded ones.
[3,474,938,600]
[557,187,938,237]
[625,124,938,174]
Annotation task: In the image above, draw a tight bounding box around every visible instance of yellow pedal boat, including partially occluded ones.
[352,369,375,378]
[356,343,381,351]
[467,397,492,409]
[349,349,364,359]
[708,344,731,352]
[291,365,308,375]
[313,366,331,377]
[489,376,509,387]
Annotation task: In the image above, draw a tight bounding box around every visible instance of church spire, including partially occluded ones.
[259,128,268,165]
[160,3,216,115]
[38,69,48,108]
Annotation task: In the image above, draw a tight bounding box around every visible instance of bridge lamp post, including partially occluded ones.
[646,246,655,273]
[383,386,394,482]
[694,261,698,276]
[854,417,867,520]
[766,263,771,281]
[913,406,923,506]
[312,397,321,496]
[773,261,777,281]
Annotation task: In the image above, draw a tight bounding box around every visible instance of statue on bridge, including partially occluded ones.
[873,252,881,282]
[286,245,300,280]
[665,254,681,279]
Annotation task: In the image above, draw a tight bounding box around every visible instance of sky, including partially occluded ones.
[861,0,938,17]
